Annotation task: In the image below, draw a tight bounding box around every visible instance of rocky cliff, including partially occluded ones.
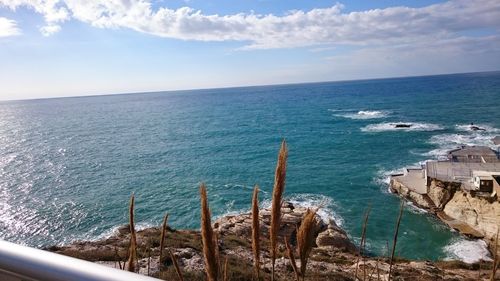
[391,178,500,257]
[48,202,496,280]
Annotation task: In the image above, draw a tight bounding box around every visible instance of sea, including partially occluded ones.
[1,71,499,263]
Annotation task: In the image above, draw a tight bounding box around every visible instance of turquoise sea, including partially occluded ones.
[1,72,499,262]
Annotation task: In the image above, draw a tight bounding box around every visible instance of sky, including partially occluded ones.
[0,0,500,100]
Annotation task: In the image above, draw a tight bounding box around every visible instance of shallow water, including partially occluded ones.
[1,72,499,262]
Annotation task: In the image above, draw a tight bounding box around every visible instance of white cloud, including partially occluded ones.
[0,0,499,49]
[0,17,20,37]
[40,24,61,36]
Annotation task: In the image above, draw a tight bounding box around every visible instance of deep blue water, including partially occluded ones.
[1,71,499,262]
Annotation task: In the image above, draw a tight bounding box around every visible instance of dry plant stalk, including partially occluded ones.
[297,209,317,281]
[126,194,137,272]
[214,231,221,275]
[200,183,218,281]
[355,206,371,280]
[251,185,261,280]
[491,228,499,281]
[159,213,169,265]
[223,257,229,281]
[270,140,288,281]
[285,237,300,281]
[389,201,404,281]
[168,249,184,281]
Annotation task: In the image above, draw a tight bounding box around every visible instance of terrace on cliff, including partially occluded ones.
[389,144,500,255]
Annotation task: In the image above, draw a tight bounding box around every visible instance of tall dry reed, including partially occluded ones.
[355,206,371,280]
[285,237,300,281]
[168,249,184,281]
[491,228,499,281]
[251,185,260,280]
[159,213,169,265]
[388,201,404,281]
[297,209,317,281]
[200,183,218,281]
[270,140,288,281]
[126,194,137,272]
[223,257,229,281]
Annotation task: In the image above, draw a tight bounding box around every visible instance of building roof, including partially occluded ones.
[448,146,497,157]
[493,136,500,145]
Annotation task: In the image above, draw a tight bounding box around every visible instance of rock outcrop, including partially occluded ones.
[391,177,500,257]
[49,202,497,280]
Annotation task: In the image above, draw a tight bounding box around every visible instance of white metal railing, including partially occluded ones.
[0,240,161,281]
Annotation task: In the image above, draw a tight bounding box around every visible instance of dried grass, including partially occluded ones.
[270,140,288,281]
[126,194,137,272]
[355,206,371,280]
[200,183,218,281]
[389,201,404,281]
[285,237,300,281]
[252,185,261,280]
[159,213,169,265]
[168,248,184,281]
[491,228,499,281]
[297,209,318,281]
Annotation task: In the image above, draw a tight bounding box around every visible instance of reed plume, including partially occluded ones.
[168,249,184,281]
[285,237,300,281]
[491,228,499,281]
[200,183,218,281]
[251,185,260,280]
[388,201,404,281]
[270,140,288,281]
[126,194,137,272]
[159,213,169,265]
[297,209,317,281]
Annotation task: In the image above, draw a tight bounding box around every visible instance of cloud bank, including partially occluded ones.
[0,17,20,37]
[0,0,499,49]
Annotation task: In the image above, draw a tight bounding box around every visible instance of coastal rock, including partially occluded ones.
[390,179,432,209]
[316,221,356,253]
[444,190,500,246]
[214,203,350,251]
[427,179,460,209]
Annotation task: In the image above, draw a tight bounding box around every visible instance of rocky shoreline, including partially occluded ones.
[48,202,497,280]
[390,177,500,260]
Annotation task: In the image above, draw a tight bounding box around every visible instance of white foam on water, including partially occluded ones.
[261,193,344,227]
[455,123,500,133]
[424,124,499,158]
[443,238,492,264]
[361,122,444,132]
[335,110,390,120]
[404,201,428,214]
[374,168,405,193]
[287,193,344,227]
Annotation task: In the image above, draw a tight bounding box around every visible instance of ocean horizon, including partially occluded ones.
[1,71,499,263]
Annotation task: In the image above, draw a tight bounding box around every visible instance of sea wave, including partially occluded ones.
[361,122,444,132]
[423,125,499,158]
[374,168,404,193]
[443,238,492,264]
[455,123,500,133]
[335,110,390,120]
[261,193,344,227]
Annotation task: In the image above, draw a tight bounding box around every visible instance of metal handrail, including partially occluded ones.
[0,240,161,281]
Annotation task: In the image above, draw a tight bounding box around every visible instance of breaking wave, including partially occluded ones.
[261,193,344,227]
[423,124,499,158]
[443,238,492,264]
[361,122,444,132]
[335,110,390,120]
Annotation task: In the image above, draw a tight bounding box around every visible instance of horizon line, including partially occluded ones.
[2,69,500,103]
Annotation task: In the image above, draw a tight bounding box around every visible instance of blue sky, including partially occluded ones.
[0,0,499,100]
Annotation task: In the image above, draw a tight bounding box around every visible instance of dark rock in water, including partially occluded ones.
[470,125,485,131]
[395,123,412,128]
